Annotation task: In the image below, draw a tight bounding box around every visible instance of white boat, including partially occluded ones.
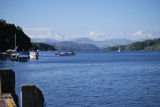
[59,52,68,56]
[29,51,38,59]
[118,46,121,52]
[6,49,16,54]
[11,53,19,60]
[55,51,68,56]
[67,51,75,56]
[17,53,29,61]
[55,40,69,56]
[55,38,76,56]
[67,37,75,56]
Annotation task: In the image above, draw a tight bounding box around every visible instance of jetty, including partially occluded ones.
[0,69,44,107]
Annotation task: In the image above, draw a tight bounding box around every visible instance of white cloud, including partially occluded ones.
[87,31,106,41]
[24,27,52,39]
[147,34,152,38]
[130,30,157,40]
[23,27,160,41]
[131,31,143,36]
[89,32,95,36]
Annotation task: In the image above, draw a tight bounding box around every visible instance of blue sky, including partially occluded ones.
[0,0,160,41]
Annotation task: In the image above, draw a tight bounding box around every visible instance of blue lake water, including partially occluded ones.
[0,51,160,107]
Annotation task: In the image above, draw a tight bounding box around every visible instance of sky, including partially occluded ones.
[0,0,160,41]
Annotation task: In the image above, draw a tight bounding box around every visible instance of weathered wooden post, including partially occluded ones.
[21,84,44,107]
[0,69,15,94]
[0,69,19,107]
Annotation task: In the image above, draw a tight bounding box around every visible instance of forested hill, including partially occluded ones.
[32,43,55,51]
[103,38,160,51]
[0,19,32,52]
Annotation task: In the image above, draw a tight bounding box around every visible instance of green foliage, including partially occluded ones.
[32,42,55,51]
[103,38,160,51]
[0,19,32,52]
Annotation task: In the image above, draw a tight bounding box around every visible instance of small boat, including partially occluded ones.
[55,51,68,56]
[17,53,29,61]
[54,40,69,56]
[54,39,76,56]
[67,51,75,56]
[29,51,38,59]
[6,49,16,54]
[118,46,121,52]
[11,52,29,61]
[11,53,19,60]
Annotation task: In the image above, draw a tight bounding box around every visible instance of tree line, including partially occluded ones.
[32,42,55,51]
[0,19,32,52]
[103,38,160,51]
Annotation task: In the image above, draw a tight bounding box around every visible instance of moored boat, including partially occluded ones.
[17,53,29,61]
[11,53,19,60]
[55,51,68,56]
[67,51,75,56]
[29,51,38,59]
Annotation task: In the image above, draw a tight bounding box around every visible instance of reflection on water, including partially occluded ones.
[0,51,160,107]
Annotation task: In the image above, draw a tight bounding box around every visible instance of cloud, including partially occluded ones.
[24,27,52,39]
[89,32,95,36]
[87,31,106,41]
[130,30,157,40]
[24,28,75,40]
[23,28,110,41]
[131,31,143,36]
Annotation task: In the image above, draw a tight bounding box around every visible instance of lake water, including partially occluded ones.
[0,51,160,107]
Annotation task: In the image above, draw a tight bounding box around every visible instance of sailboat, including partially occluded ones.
[67,51,75,56]
[10,33,29,61]
[66,37,75,56]
[10,33,19,60]
[55,41,68,56]
[118,46,121,52]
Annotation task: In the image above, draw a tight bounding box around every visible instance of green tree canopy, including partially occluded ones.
[0,19,32,52]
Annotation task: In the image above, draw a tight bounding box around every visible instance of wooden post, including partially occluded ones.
[0,69,15,94]
[0,69,19,107]
[21,84,44,107]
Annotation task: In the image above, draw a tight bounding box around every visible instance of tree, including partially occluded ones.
[0,19,32,52]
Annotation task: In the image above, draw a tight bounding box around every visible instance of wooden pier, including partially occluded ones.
[0,69,44,107]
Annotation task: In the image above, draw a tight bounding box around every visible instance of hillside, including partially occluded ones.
[73,38,134,48]
[0,19,32,52]
[48,41,100,51]
[103,38,160,51]
[32,42,56,51]
[95,39,134,48]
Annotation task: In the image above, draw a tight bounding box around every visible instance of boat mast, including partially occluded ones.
[118,46,120,52]
[15,33,16,50]
[58,41,60,52]
[68,36,70,51]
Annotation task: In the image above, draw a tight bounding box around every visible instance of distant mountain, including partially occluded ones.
[31,38,57,43]
[72,38,95,43]
[32,38,134,48]
[72,37,134,48]
[103,38,160,51]
[32,37,134,50]
[47,41,100,51]
[95,39,134,48]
